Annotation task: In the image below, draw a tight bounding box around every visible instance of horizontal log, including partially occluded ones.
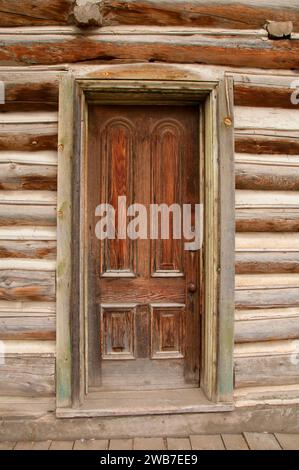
[0,162,57,190]
[235,316,299,343]
[0,270,55,301]
[0,204,56,226]
[0,0,73,27]
[0,226,56,240]
[235,107,299,132]
[100,1,299,31]
[0,77,59,113]
[0,150,58,165]
[0,259,55,271]
[236,163,299,190]
[0,123,58,151]
[0,33,298,68]
[236,252,299,274]
[236,208,299,232]
[0,355,55,397]
[236,273,299,289]
[235,288,299,309]
[235,354,299,388]
[0,240,56,259]
[1,1,299,31]
[0,300,55,316]
[0,112,58,124]
[235,153,299,167]
[236,233,299,251]
[0,316,55,340]
[236,190,299,208]
[235,130,299,155]
[234,84,298,109]
[0,190,56,205]
[234,384,299,407]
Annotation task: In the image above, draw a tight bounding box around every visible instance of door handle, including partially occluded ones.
[188,282,197,293]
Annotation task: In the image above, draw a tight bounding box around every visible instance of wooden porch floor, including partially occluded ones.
[0,433,298,450]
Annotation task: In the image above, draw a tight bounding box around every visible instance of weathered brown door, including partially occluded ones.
[87,104,200,391]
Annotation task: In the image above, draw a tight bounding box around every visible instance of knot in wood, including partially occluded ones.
[73,0,103,28]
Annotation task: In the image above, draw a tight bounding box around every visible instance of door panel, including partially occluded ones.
[88,105,200,391]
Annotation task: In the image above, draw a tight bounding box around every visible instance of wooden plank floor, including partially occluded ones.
[0,434,298,450]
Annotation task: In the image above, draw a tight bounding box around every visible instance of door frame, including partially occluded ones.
[56,65,235,413]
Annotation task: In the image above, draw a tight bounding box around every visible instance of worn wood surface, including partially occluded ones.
[0,315,55,340]
[88,104,200,390]
[1,1,299,31]
[2,434,299,450]
[0,355,55,397]
[236,163,299,191]
[235,341,299,388]
[0,1,74,27]
[0,31,298,69]
[0,270,55,301]
[236,252,299,274]
[235,316,299,342]
[0,240,56,259]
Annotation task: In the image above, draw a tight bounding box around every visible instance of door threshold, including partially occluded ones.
[56,389,234,418]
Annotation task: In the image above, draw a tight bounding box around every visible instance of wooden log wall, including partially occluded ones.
[233,72,299,403]
[0,0,298,411]
[0,71,58,402]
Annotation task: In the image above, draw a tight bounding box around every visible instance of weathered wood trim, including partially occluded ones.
[215,77,235,402]
[56,73,74,408]
[0,31,298,69]
[56,66,235,411]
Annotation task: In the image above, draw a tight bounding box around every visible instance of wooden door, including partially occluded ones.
[87,104,200,391]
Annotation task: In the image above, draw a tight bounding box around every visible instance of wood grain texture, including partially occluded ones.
[0,315,55,340]
[235,340,299,388]
[0,270,55,301]
[235,316,299,343]
[1,1,299,30]
[236,163,299,191]
[0,123,58,152]
[0,0,74,27]
[0,164,57,191]
[0,78,59,112]
[0,204,56,226]
[236,252,299,274]
[235,288,299,309]
[0,355,55,397]
[235,131,299,155]
[236,209,299,232]
[234,84,298,109]
[99,1,299,31]
[0,240,56,259]
[0,33,298,69]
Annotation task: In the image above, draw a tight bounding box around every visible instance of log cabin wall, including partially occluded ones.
[0,0,298,417]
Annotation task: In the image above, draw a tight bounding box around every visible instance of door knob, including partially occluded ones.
[188,282,197,293]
